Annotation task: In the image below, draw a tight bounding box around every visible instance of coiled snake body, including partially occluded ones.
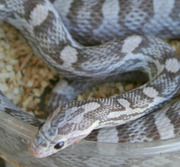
[1,0,180,158]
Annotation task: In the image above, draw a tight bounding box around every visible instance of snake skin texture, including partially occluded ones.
[0,0,180,158]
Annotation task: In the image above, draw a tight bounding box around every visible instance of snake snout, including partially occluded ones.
[28,142,43,158]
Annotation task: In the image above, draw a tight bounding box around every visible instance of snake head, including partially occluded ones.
[28,102,100,158]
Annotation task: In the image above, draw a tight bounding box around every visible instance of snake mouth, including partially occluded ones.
[28,138,60,158]
[28,144,53,158]
[28,144,43,158]
[28,140,47,158]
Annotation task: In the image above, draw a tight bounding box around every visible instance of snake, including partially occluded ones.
[1,0,180,158]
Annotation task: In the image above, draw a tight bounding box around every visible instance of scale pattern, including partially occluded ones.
[0,0,180,158]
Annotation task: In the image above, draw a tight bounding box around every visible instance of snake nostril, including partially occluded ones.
[54,141,64,149]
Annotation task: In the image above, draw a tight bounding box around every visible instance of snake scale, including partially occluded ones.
[1,0,180,158]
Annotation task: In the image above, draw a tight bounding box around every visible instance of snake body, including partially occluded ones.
[1,0,180,158]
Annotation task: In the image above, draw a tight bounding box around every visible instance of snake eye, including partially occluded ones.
[54,141,64,149]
